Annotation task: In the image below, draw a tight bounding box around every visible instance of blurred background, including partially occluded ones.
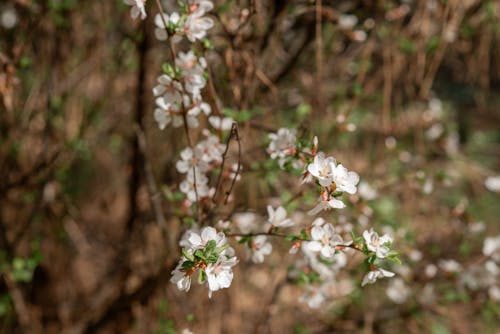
[0,0,499,333]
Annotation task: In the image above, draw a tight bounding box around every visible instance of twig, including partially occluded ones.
[212,122,242,204]
[225,231,362,252]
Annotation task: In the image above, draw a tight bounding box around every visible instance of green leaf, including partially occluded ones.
[205,240,216,253]
[162,63,176,77]
[181,260,195,270]
[182,249,195,261]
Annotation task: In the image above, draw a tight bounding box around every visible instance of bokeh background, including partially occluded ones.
[0,0,499,333]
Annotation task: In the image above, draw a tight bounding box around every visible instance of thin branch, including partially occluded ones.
[225,231,363,252]
[211,123,242,205]
[225,123,242,204]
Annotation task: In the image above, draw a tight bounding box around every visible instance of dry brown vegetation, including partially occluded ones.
[0,0,499,333]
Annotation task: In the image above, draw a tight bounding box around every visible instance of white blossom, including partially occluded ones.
[483,235,500,262]
[185,226,226,250]
[154,97,183,129]
[177,51,207,98]
[425,264,438,278]
[124,0,146,20]
[363,229,393,259]
[170,260,192,291]
[358,182,378,201]
[208,116,234,131]
[184,1,214,42]
[0,7,17,29]
[361,268,395,286]
[338,14,358,30]
[307,196,346,215]
[233,212,260,234]
[267,205,294,228]
[305,218,345,258]
[176,147,209,174]
[154,12,181,41]
[299,285,327,309]
[307,153,336,187]
[331,164,359,194]
[205,249,238,298]
[267,128,297,165]
[489,286,500,302]
[485,176,500,193]
[386,278,411,304]
[152,74,183,100]
[179,171,210,202]
[249,236,272,263]
[195,134,225,165]
[438,259,462,273]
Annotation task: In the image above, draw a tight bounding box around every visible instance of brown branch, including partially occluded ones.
[212,122,242,204]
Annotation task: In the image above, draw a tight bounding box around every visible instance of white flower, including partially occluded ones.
[154,97,183,129]
[124,0,146,20]
[176,52,207,97]
[176,147,209,174]
[305,218,345,258]
[425,123,444,141]
[184,1,214,42]
[185,226,226,250]
[489,286,500,302]
[338,14,358,30]
[425,264,438,278]
[188,99,211,117]
[154,12,181,41]
[438,259,462,273]
[195,134,225,164]
[483,235,500,262]
[307,196,345,215]
[307,153,336,187]
[208,116,234,131]
[267,205,294,228]
[205,251,238,298]
[0,7,17,29]
[358,182,378,201]
[409,249,423,262]
[179,171,210,202]
[363,229,392,259]
[485,176,500,193]
[152,74,183,100]
[249,236,272,263]
[299,285,327,309]
[331,164,359,194]
[386,278,411,304]
[170,261,192,291]
[267,128,297,162]
[233,212,260,234]
[361,268,395,286]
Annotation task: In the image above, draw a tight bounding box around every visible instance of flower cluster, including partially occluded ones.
[267,128,297,168]
[305,142,360,215]
[290,217,397,308]
[153,51,211,130]
[171,226,238,297]
[125,0,215,46]
[176,132,225,203]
